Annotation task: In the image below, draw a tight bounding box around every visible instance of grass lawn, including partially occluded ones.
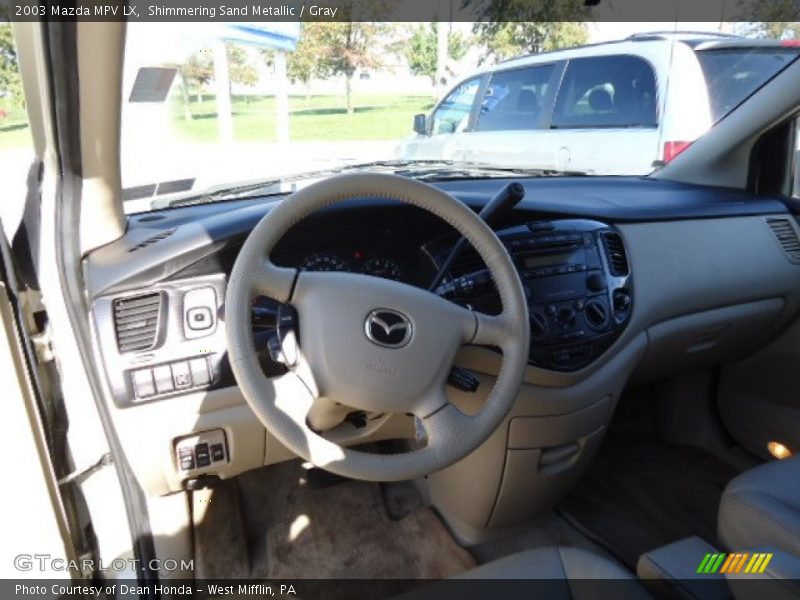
[0,94,435,148]
[171,94,435,143]
[0,103,32,149]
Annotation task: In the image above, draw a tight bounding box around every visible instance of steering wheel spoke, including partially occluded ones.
[420,401,473,447]
[251,259,297,302]
[468,310,513,348]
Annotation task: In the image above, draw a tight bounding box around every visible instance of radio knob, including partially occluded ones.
[529,311,549,341]
[587,273,606,292]
[584,299,610,330]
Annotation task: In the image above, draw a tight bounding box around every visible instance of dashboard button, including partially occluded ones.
[195,443,211,468]
[183,287,217,339]
[172,362,192,389]
[131,369,155,398]
[153,365,174,394]
[187,307,213,331]
[178,447,195,471]
[210,443,225,462]
[189,358,210,386]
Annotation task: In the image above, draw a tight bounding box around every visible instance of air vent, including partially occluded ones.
[601,232,629,276]
[128,228,176,252]
[766,218,800,263]
[113,293,163,353]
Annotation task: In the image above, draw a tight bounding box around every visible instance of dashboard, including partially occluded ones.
[84,176,800,410]
[83,174,800,497]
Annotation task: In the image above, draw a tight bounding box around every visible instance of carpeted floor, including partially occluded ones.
[557,436,739,570]
[193,461,476,582]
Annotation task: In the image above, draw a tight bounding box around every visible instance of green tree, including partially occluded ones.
[404,24,469,84]
[736,0,800,39]
[311,22,385,114]
[283,23,328,102]
[180,49,213,102]
[0,23,24,108]
[468,0,590,63]
[227,44,259,89]
[180,44,258,103]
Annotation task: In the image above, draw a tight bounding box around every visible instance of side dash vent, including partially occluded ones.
[128,228,176,253]
[766,218,800,263]
[113,293,163,353]
[601,232,629,276]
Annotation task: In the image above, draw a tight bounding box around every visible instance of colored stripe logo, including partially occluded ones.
[697,552,773,574]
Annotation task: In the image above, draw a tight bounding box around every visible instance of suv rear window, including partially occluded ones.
[694,47,800,121]
[551,55,657,129]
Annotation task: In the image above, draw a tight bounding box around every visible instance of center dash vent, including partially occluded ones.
[113,293,163,353]
[766,218,800,263]
[128,228,176,253]
[601,232,629,276]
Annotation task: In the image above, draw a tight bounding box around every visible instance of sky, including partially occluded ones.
[588,22,730,43]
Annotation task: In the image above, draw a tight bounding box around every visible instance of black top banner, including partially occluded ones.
[1,0,797,23]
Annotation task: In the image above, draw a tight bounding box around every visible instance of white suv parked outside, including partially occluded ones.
[396,32,800,175]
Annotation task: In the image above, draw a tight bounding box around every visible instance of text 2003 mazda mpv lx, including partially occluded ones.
[1,18,800,600]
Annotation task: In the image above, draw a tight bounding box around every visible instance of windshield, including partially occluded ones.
[119,22,800,213]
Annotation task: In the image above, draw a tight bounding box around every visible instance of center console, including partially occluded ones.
[426,219,633,371]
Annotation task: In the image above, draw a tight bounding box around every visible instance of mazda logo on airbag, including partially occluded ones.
[364,309,412,348]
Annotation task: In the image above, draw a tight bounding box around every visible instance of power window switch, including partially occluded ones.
[177,447,195,471]
[153,365,174,394]
[195,443,211,468]
[210,443,225,463]
[131,369,155,398]
[171,361,192,389]
[189,357,210,386]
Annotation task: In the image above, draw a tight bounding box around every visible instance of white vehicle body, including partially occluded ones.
[397,33,797,175]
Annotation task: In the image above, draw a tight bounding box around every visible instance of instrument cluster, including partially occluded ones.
[298,251,405,282]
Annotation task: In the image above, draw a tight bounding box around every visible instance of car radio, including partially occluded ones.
[427,219,633,371]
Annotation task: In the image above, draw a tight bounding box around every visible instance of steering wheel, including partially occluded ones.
[225,173,530,481]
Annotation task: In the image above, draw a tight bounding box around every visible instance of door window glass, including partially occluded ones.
[476,64,555,132]
[552,55,657,129]
[430,77,481,135]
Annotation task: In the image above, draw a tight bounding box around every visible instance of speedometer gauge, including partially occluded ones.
[362,258,403,281]
[300,253,348,272]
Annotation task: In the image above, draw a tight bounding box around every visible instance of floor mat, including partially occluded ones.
[470,512,610,565]
[196,461,476,581]
[557,437,738,570]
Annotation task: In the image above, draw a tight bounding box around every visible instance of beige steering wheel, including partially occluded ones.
[225,173,529,481]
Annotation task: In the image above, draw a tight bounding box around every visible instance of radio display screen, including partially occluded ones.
[523,251,575,269]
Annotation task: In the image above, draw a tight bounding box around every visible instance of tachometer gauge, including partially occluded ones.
[299,253,348,272]
[362,258,403,281]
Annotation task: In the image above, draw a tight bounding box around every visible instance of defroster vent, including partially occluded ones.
[113,292,163,353]
[601,232,629,276]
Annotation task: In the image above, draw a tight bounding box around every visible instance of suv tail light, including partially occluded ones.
[663,140,691,162]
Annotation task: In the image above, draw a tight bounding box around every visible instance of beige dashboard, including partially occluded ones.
[90,213,800,543]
